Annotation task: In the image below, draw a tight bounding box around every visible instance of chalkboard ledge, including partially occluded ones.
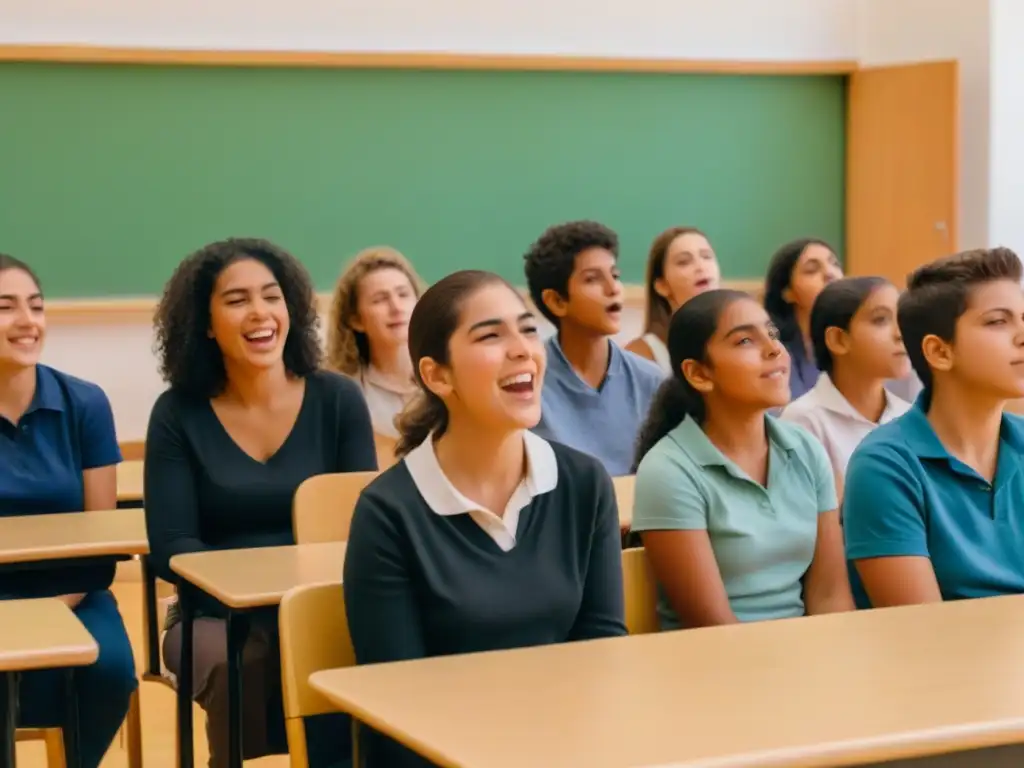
[45,281,764,326]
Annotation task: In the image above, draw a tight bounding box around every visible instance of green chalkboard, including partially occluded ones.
[0,63,846,298]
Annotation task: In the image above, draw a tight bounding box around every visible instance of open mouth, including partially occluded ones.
[499,372,536,396]
[694,278,712,289]
[606,302,623,315]
[243,328,277,348]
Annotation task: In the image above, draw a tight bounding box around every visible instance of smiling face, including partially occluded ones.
[544,247,624,336]
[925,279,1024,399]
[350,266,418,355]
[208,257,290,376]
[657,232,721,311]
[421,281,546,432]
[0,267,45,371]
[833,284,910,380]
[684,297,792,411]
[786,243,844,316]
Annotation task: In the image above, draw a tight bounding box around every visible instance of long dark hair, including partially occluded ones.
[809,276,889,374]
[633,288,752,470]
[394,269,513,458]
[763,237,833,343]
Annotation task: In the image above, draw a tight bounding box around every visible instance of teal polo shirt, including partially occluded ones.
[631,415,837,629]
[844,397,1024,605]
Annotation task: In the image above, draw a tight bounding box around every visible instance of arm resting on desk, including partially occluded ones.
[343,494,428,664]
[569,468,627,640]
[143,393,210,584]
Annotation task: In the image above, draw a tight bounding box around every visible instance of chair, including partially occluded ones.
[279,583,359,768]
[292,472,378,544]
[621,547,660,635]
[15,729,65,768]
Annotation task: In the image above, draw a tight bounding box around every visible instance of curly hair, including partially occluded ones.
[325,246,425,376]
[153,237,322,399]
[523,220,618,326]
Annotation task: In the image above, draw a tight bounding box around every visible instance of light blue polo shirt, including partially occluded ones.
[844,396,1024,605]
[533,336,664,477]
[631,415,837,629]
[0,364,122,598]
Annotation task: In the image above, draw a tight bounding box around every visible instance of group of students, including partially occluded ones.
[2,219,1023,768]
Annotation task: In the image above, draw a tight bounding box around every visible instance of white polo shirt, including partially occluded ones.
[403,430,559,551]
[780,373,910,497]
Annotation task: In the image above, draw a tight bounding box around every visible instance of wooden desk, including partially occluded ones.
[170,542,346,768]
[310,596,1024,768]
[0,599,100,768]
[117,460,144,505]
[0,509,148,566]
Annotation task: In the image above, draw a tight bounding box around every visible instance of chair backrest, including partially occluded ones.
[279,583,357,767]
[612,475,635,529]
[621,546,660,635]
[292,471,378,544]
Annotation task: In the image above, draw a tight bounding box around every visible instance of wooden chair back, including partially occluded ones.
[292,471,378,544]
[279,583,358,768]
[621,546,660,635]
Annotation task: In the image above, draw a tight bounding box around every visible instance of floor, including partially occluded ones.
[16,563,290,768]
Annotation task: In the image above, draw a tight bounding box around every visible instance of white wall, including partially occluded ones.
[857,0,992,251]
[987,0,1024,250]
[2,0,858,60]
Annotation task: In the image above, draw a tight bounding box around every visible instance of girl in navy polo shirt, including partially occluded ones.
[0,254,137,768]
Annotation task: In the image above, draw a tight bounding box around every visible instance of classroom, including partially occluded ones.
[4,0,1024,767]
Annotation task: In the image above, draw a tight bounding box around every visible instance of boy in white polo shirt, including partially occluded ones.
[781,277,912,500]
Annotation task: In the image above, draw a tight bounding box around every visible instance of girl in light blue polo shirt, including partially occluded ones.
[631,289,854,630]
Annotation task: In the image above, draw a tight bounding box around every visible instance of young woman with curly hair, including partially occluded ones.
[143,238,376,767]
[326,246,424,444]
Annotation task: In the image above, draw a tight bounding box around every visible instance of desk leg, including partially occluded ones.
[225,612,250,768]
[62,669,82,768]
[141,556,161,677]
[177,585,195,768]
[0,672,15,768]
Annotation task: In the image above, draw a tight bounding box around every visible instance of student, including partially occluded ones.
[780,277,912,501]
[0,254,137,768]
[326,246,423,440]
[626,226,721,373]
[344,269,627,768]
[845,248,1024,607]
[763,238,844,399]
[630,289,853,630]
[523,220,664,476]
[144,238,377,768]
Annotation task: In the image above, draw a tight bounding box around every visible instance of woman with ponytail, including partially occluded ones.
[631,289,853,631]
[343,270,626,768]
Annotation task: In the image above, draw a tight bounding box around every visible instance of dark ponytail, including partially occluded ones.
[632,288,752,471]
[392,269,511,458]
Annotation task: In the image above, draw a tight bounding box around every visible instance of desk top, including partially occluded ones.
[310,595,1024,768]
[0,509,148,565]
[0,599,99,672]
[117,460,144,502]
[170,542,346,609]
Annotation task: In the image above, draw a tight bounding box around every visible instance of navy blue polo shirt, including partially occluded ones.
[844,394,1024,606]
[0,364,122,598]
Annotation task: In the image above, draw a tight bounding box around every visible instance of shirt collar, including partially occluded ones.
[809,373,906,424]
[901,391,1024,459]
[362,365,417,396]
[668,414,799,468]
[547,335,624,390]
[27,365,65,415]
[404,430,558,517]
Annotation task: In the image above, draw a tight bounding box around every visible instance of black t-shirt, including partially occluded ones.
[144,370,377,616]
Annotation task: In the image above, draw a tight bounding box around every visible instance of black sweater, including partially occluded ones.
[343,438,627,767]
[144,370,377,616]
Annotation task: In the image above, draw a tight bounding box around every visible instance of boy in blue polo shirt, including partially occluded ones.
[523,220,664,476]
[844,247,1024,607]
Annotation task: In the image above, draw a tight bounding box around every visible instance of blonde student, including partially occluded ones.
[631,289,853,630]
[326,246,424,441]
[344,270,626,768]
[626,226,720,373]
[781,277,912,501]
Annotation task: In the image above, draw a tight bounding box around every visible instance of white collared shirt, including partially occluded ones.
[403,430,559,551]
[780,373,911,491]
